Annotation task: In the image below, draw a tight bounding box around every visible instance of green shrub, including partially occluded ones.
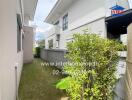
[35,47,41,58]
[56,31,123,100]
[119,45,127,51]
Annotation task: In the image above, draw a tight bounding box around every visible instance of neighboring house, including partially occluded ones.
[44,0,130,49]
[43,0,132,99]
[0,0,37,100]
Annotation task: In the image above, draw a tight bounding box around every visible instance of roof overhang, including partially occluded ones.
[105,9,132,35]
[45,0,76,24]
[23,0,38,21]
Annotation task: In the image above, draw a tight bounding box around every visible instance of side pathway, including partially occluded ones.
[18,59,67,100]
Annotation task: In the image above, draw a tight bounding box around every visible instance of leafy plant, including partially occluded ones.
[38,39,45,48]
[56,30,123,100]
[118,45,127,51]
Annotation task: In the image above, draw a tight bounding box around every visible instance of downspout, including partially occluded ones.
[15,66,19,100]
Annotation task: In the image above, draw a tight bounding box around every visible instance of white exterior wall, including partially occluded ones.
[23,26,34,63]
[0,0,24,100]
[68,0,105,30]
[45,26,57,49]
[46,0,106,49]
[45,34,57,49]
[58,18,106,49]
[45,25,61,49]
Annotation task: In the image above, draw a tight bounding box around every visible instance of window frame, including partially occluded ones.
[54,21,59,25]
[62,14,68,31]
[17,14,22,53]
[48,39,53,49]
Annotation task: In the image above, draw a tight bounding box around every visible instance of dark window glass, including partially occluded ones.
[62,14,68,31]
[48,39,53,49]
[17,14,22,52]
[54,21,59,25]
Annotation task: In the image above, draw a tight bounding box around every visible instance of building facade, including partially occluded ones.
[0,0,37,100]
[43,0,132,99]
[45,0,130,49]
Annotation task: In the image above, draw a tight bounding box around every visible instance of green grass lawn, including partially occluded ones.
[18,59,67,100]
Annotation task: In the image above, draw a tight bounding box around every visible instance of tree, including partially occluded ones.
[38,39,45,48]
[56,31,123,100]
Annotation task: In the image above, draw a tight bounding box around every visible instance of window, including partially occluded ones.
[62,14,68,31]
[56,34,60,48]
[54,21,59,25]
[48,39,53,49]
[17,14,22,52]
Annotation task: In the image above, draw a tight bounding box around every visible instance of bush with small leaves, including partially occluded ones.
[56,31,123,100]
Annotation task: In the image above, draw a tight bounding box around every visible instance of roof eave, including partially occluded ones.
[23,0,38,21]
[32,0,38,20]
[44,0,61,24]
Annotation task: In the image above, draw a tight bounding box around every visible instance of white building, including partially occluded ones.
[45,0,131,49]
[0,0,37,100]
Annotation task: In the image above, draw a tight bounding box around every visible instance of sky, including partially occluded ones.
[33,0,58,41]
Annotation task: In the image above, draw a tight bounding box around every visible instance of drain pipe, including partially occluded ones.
[15,65,19,100]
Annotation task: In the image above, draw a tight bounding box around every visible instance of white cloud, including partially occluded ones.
[33,0,58,40]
